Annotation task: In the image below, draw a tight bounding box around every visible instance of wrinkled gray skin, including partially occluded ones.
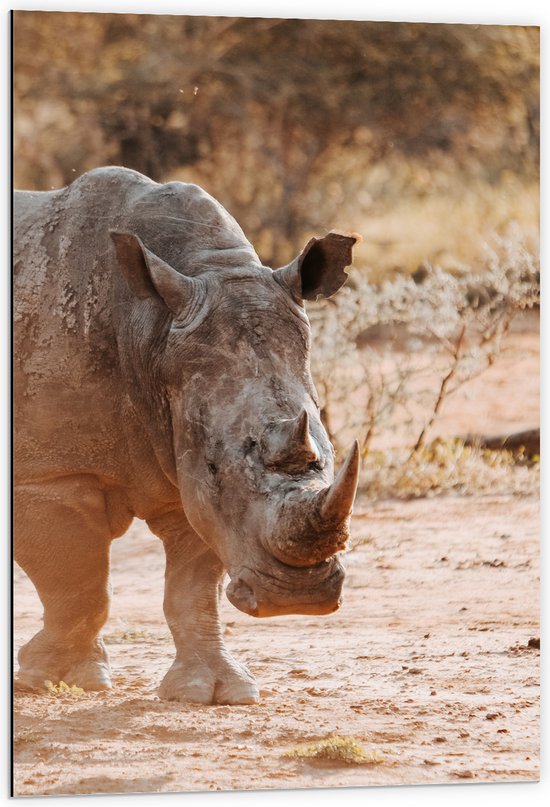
[14,167,360,705]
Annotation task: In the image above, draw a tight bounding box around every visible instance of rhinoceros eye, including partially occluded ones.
[207,462,217,475]
[309,459,324,472]
[243,437,257,455]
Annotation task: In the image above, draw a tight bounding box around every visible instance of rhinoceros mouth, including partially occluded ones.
[225,556,345,618]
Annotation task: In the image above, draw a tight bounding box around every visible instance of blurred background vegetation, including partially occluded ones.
[13,12,539,275]
[13,12,539,496]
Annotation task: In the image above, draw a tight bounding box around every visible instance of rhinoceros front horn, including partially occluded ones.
[319,440,360,525]
[264,440,361,567]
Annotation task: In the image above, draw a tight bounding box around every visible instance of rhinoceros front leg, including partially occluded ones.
[14,479,114,691]
[147,511,259,705]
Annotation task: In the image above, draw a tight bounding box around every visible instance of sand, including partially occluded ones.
[13,320,539,796]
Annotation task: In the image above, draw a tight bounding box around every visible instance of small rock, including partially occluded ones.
[433,736,447,743]
[527,637,540,649]
[412,263,432,284]
[483,559,506,568]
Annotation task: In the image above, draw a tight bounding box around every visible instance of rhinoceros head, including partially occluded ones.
[111,229,360,618]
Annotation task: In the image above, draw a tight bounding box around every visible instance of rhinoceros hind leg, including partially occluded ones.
[15,479,114,692]
[148,510,260,706]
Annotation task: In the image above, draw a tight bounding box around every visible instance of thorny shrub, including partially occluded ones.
[309,227,539,498]
[361,439,538,500]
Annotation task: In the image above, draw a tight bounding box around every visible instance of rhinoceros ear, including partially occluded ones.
[110,231,197,317]
[273,232,360,301]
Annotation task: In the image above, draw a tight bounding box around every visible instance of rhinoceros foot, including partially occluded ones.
[62,659,112,691]
[158,652,259,705]
[17,635,112,692]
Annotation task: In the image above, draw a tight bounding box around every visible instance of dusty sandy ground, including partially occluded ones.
[13,321,539,796]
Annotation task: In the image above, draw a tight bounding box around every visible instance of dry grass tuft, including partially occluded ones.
[284,734,384,765]
[44,680,85,698]
[103,629,171,645]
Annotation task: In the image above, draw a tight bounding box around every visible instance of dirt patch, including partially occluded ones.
[13,324,539,795]
[13,492,539,795]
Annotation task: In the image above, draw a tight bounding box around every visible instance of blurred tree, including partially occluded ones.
[13,12,539,264]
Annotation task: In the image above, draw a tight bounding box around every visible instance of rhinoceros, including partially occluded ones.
[14,166,360,705]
